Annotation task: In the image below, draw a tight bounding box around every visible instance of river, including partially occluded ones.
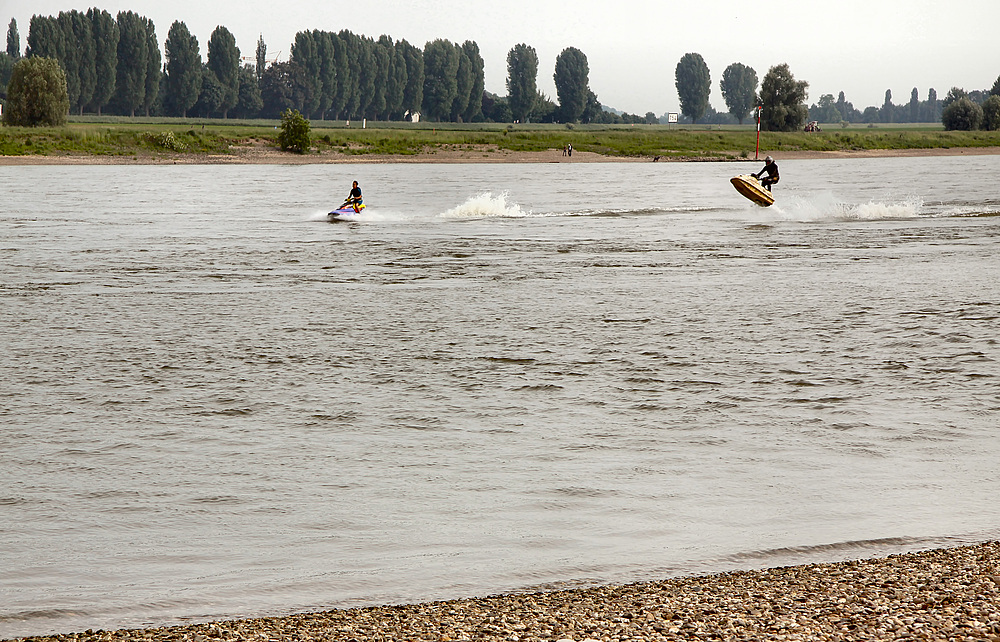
[1,155,999,638]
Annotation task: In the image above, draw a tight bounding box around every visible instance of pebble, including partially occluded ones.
[8,542,1000,642]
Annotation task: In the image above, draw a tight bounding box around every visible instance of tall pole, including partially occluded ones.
[755,106,762,161]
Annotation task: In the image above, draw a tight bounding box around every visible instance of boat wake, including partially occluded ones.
[767,191,922,222]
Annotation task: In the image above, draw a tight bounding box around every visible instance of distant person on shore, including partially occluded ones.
[344,181,363,212]
[752,156,779,192]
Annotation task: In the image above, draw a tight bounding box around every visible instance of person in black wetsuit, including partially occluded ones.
[752,156,779,192]
[344,181,363,211]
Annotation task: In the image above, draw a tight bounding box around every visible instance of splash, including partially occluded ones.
[765,191,922,222]
[441,191,529,219]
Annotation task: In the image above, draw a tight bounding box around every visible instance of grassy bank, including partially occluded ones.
[2,118,1000,159]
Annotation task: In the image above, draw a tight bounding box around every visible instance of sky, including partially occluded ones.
[4,0,1000,115]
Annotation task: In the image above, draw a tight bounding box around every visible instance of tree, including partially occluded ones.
[87,8,118,115]
[942,97,983,130]
[25,16,61,60]
[381,37,407,120]
[421,38,459,121]
[506,43,538,123]
[58,11,95,115]
[164,20,201,117]
[675,52,711,124]
[880,89,893,123]
[398,38,423,119]
[759,63,808,131]
[142,17,159,116]
[208,26,240,118]
[982,95,1000,131]
[233,64,262,118]
[0,53,15,99]
[2,56,69,126]
[192,64,224,117]
[338,30,362,118]
[923,88,939,122]
[449,43,471,121]
[809,94,841,123]
[553,46,589,123]
[368,36,389,119]
[290,30,321,117]
[720,62,757,124]
[112,11,148,116]
[461,41,484,122]
[255,34,267,81]
[942,87,967,109]
[278,108,310,153]
[908,87,920,123]
[315,31,339,119]
[259,61,311,118]
[7,18,19,58]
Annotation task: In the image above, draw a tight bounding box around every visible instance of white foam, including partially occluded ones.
[440,191,529,219]
[763,191,921,222]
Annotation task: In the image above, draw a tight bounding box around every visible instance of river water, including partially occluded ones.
[2,156,999,638]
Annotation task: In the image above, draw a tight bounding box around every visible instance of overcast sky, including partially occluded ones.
[4,0,1000,115]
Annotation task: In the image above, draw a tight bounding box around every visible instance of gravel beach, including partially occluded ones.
[10,541,1000,642]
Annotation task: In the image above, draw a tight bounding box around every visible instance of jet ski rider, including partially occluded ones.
[752,156,779,192]
[345,181,363,212]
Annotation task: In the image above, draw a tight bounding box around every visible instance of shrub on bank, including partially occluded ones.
[2,57,69,127]
[942,98,984,131]
[278,109,310,153]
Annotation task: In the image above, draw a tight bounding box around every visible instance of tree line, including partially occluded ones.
[4,11,999,130]
[676,51,1000,131]
[0,11,656,126]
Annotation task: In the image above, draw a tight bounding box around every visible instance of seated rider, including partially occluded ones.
[752,156,779,192]
[345,181,363,212]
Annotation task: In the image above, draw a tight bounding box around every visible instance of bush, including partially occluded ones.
[981,95,1000,131]
[941,97,983,131]
[277,108,310,153]
[2,57,69,127]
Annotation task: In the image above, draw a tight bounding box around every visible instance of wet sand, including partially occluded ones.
[8,541,1000,642]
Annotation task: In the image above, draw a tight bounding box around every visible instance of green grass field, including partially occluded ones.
[2,117,999,159]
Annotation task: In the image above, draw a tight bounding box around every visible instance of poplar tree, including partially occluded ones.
[461,41,484,122]
[422,38,459,121]
[315,31,338,119]
[290,30,321,117]
[113,11,148,116]
[142,17,160,116]
[164,20,201,117]
[87,8,118,115]
[450,44,472,121]
[7,18,20,58]
[338,30,362,118]
[553,46,589,123]
[25,15,62,59]
[208,26,240,118]
[506,43,538,123]
[255,34,266,80]
[398,39,423,119]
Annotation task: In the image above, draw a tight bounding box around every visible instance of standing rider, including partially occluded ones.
[345,181,363,212]
[752,156,779,192]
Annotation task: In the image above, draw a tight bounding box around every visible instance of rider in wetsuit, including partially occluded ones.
[752,156,779,192]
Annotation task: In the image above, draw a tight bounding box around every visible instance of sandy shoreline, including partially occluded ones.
[8,541,1000,642]
[2,145,1000,166]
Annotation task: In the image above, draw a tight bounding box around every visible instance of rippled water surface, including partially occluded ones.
[2,156,1000,638]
